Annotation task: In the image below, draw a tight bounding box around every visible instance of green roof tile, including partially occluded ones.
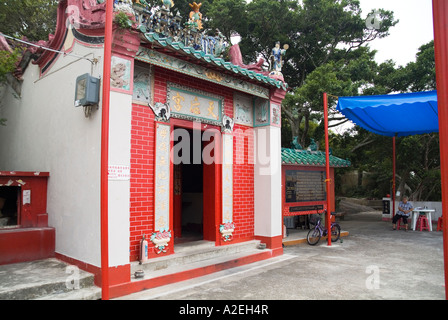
[142,32,288,91]
[281,148,351,167]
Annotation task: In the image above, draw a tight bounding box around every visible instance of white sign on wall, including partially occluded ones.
[108,165,130,180]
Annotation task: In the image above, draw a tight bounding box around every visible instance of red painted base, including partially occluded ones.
[55,252,131,287]
[255,235,284,256]
[109,248,279,299]
[0,227,55,265]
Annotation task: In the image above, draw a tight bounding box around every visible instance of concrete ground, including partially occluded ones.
[117,211,446,300]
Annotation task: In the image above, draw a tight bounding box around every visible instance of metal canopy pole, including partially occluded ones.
[432,0,448,299]
[392,136,396,218]
[323,93,332,246]
[100,0,114,300]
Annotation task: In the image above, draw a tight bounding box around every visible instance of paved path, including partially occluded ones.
[118,211,445,300]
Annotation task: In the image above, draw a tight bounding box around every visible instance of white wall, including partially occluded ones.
[0,38,104,267]
[108,91,131,267]
[383,198,443,222]
[254,126,282,238]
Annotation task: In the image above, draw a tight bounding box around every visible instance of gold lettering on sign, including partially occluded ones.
[157,184,166,195]
[205,70,223,82]
[158,171,167,180]
[159,127,168,138]
[190,96,201,114]
[156,215,166,229]
[172,92,185,111]
[158,156,167,166]
[207,101,218,120]
[158,141,168,152]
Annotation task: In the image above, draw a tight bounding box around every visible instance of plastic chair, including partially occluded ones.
[415,215,430,231]
[396,220,407,230]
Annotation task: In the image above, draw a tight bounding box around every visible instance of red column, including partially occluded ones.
[323,93,331,246]
[432,0,448,299]
[100,0,114,301]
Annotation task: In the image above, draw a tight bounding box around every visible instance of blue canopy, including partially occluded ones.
[336,90,438,137]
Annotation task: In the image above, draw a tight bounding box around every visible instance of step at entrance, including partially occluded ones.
[0,258,101,300]
[131,240,268,281]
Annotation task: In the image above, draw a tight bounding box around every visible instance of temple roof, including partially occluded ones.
[281,148,351,167]
[2,1,289,92]
[141,32,288,91]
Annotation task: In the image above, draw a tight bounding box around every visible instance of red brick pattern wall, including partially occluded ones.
[129,103,155,261]
[232,124,255,242]
[129,65,256,261]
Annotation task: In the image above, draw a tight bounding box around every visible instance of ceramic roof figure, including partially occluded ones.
[290,137,303,150]
[162,0,174,10]
[188,2,203,30]
[307,138,318,151]
[269,41,288,76]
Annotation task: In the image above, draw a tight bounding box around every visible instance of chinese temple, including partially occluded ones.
[0,0,290,298]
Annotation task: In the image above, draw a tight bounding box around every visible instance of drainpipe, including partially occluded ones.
[432,0,448,299]
[100,0,114,300]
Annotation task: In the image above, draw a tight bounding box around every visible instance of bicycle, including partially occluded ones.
[306,210,341,245]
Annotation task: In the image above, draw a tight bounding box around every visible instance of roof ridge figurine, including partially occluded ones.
[162,0,174,10]
[188,2,203,30]
[269,41,288,79]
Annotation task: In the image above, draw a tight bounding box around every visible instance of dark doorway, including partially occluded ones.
[173,128,204,243]
[0,186,20,227]
[172,125,219,245]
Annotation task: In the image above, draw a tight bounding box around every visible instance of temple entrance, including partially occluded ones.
[173,126,219,245]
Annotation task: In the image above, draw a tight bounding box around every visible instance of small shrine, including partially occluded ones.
[281,139,351,235]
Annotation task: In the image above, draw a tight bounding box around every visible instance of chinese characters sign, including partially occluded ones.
[167,83,223,124]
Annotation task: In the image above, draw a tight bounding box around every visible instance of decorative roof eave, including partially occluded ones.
[136,45,273,99]
[140,32,288,92]
[281,148,351,168]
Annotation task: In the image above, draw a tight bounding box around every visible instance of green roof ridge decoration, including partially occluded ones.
[127,1,288,91]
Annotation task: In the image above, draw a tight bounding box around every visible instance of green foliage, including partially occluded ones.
[206,0,248,39]
[114,11,135,29]
[0,0,58,41]
[0,48,21,126]
[0,48,21,82]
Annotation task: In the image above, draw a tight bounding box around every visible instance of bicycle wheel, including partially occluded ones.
[330,224,341,242]
[307,227,321,245]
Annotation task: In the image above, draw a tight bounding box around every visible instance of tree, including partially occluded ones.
[330,40,440,201]
[0,0,59,42]
[204,0,248,39]
[391,41,438,200]
[0,45,22,126]
[264,0,397,145]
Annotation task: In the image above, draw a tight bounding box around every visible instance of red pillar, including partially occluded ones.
[432,0,448,299]
[323,93,331,246]
[100,0,114,300]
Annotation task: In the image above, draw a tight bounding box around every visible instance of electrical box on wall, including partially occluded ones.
[74,73,100,107]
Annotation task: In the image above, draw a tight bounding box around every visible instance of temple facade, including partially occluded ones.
[0,1,289,297]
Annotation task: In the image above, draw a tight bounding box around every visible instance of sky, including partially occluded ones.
[358,0,434,66]
[330,0,435,134]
